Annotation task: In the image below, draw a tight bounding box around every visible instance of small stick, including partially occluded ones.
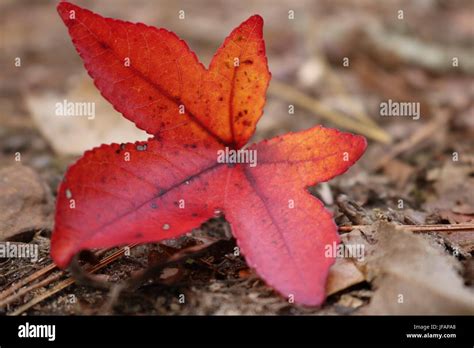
[0,247,113,304]
[0,271,64,309]
[323,61,379,128]
[8,245,136,316]
[8,278,75,316]
[269,79,392,144]
[371,115,447,171]
[0,262,57,301]
[338,223,474,233]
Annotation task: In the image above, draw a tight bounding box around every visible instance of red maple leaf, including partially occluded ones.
[52,1,367,305]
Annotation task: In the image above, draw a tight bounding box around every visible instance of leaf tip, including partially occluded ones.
[248,14,264,24]
[244,14,264,34]
[354,134,368,160]
[50,230,77,269]
[57,1,78,24]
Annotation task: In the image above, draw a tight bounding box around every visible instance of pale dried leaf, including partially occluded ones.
[0,164,53,241]
[27,75,148,156]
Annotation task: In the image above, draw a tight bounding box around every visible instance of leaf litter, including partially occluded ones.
[0,0,473,315]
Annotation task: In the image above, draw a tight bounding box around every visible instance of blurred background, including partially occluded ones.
[0,0,473,315]
[1,0,473,187]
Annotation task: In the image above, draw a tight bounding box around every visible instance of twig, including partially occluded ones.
[4,239,231,315]
[0,271,64,309]
[371,114,447,171]
[269,79,392,144]
[323,61,379,129]
[0,246,115,307]
[364,23,474,74]
[121,239,232,292]
[338,223,474,233]
[73,239,231,313]
[0,262,57,302]
[8,277,75,316]
[8,245,136,316]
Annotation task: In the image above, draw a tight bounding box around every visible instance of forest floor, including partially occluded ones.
[0,0,473,315]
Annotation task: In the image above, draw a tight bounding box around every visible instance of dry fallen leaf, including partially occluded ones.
[0,164,53,241]
[344,222,474,315]
[424,162,474,212]
[26,75,148,156]
[326,257,365,296]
